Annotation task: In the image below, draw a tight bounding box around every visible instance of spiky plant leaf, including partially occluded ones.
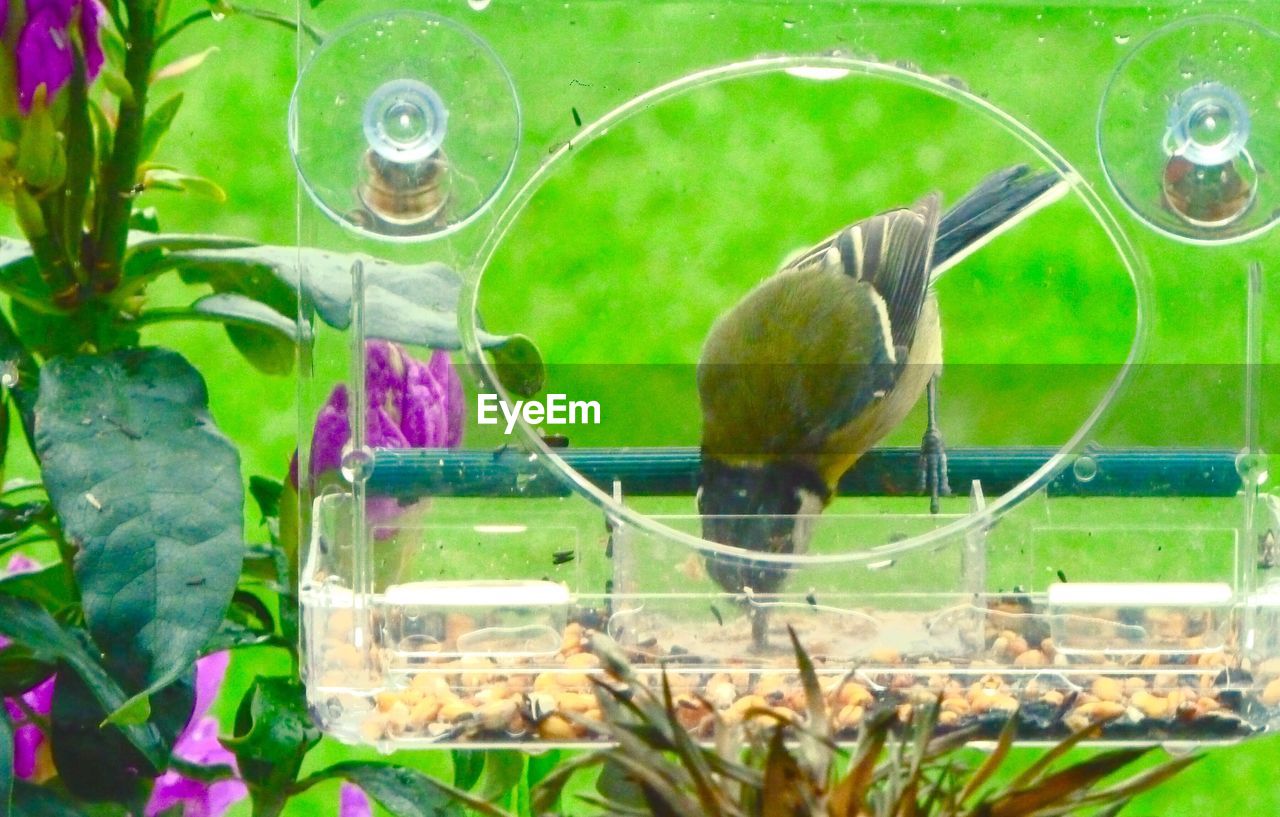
[1007,716,1106,790]
[958,712,1019,805]
[977,748,1152,817]
[829,708,896,817]
[762,726,809,817]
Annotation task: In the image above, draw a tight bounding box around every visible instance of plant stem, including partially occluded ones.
[91,0,158,295]
[154,4,324,51]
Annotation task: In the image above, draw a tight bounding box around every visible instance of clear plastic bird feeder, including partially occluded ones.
[291,0,1279,750]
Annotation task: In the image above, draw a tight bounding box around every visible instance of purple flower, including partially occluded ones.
[292,342,464,532]
[293,341,464,483]
[2,554,55,782]
[341,783,372,817]
[15,0,104,113]
[145,651,249,817]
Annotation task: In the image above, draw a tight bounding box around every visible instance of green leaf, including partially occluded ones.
[0,562,74,612]
[88,101,113,186]
[296,762,519,817]
[170,244,532,351]
[202,620,285,654]
[34,349,245,700]
[10,779,93,817]
[100,71,134,105]
[50,663,193,801]
[452,750,485,791]
[596,756,648,811]
[222,676,319,795]
[0,645,55,697]
[128,207,161,233]
[479,751,525,802]
[103,693,150,726]
[0,501,50,537]
[11,188,45,239]
[142,168,226,201]
[1,702,12,817]
[0,596,167,770]
[190,293,298,375]
[488,335,545,398]
[122,237,546,393]
[139,94,184,163]
[248,476,283,522]
[153,47,219,82]
[16,95,65,190]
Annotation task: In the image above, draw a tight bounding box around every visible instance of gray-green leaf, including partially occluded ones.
[10,779,93,817]
[297,762,521,817]
[192,293,300,375]
[0,596,167,769]
[33,349,244,701]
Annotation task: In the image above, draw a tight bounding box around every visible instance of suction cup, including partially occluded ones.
[1098,16,1280,244]
[290,12,520,242]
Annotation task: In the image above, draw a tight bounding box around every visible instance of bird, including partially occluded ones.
[695,165,1065,649]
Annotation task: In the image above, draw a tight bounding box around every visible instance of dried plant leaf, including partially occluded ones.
[658,671,736,817]
[958,711,1019,804]
[983,748,1152,817]
[1079,754,1200,805]
[762,726,808,817]
[789,626,830,739]
[1007,718,1107,790]
[828,708,894,817]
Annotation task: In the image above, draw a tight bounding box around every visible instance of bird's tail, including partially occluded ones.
[930,165,1070,281]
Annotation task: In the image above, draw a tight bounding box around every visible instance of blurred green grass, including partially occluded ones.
[6,0,1280,815]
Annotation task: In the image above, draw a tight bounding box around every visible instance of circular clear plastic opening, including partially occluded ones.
[466,55,1147,567]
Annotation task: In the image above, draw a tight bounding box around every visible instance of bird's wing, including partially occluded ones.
[784,194,941,358]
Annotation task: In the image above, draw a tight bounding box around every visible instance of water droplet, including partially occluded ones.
[210,9,226,21]
[1073,455,1098,483]
[1114,34,1131,44]
[468,0,491,9]
[341,447,375,483]
[1236,449,1269,484]
[0,361,18,389]
[334,93,348,107]
[1036,35,1046,43]
[782,19,796,29]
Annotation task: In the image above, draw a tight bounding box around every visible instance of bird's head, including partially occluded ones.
[697,457,830,594]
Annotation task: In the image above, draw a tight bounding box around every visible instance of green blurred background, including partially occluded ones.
[8,0,1280,813]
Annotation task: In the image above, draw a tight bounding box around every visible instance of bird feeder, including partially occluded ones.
[290,1,1280,749]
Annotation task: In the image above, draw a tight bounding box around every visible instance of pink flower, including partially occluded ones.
[307,341,464,478]
[341,783,372,817]
[2,554,55,782]
[145,651,248,817]
[15,0,105,113]
[289,341,465,531]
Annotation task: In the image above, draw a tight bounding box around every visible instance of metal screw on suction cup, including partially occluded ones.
[356,79,454,234]
[1162,81,1257,227]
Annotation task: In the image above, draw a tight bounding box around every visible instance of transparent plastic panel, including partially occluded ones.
[292,0,1279,748]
